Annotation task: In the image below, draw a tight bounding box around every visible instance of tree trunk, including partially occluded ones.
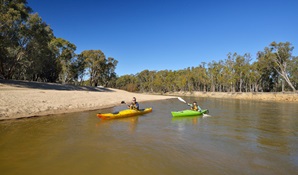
[281,79,284,92]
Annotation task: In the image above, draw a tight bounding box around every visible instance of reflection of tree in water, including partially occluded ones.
[172,116,201,126]
[256,103,295,155]
[224,100,294,155]
[125,116,139,133]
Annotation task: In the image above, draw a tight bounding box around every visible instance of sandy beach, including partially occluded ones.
[0,80,175,120]
[1,80,297,120]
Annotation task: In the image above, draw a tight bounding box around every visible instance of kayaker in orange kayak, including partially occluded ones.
[128,97,139,110]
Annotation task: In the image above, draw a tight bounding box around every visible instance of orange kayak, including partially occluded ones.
[97,108,152,119]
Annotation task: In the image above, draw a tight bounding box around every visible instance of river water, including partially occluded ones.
[0,97,297,175]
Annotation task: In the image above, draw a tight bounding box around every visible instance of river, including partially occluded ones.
[0,97,297,175]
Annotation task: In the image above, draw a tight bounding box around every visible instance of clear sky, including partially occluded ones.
[27,0,298,76]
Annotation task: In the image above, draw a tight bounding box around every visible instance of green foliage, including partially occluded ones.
[50,37,76,83]
[116,75,138,91]
[0,0,32,79]
[79,50,118,87]
[115,42,297,93]
[288,56,298,89]
[0,0,118,86]
[257,42,296,91]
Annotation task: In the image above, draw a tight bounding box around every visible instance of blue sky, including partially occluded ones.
[28,0,298,76]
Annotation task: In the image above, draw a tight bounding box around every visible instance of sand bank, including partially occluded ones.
[0,80,175,120]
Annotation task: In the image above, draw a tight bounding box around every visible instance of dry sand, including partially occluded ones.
[0,80,175,120]
[1,80,297,120]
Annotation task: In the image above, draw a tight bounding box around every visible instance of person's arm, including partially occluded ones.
[197,105,202,111]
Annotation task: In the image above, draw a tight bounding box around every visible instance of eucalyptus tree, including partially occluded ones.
[79,50,118,87]
[207,60,224,92]
[234,53,251,92]
[259,42,296,91]
[0,0,32,79]
[153,70,170,93]
[216,61,225,92]
[184,67,195,92]
[288,56,298,89]
[249,62,262,92]
[197,62,209,92]
[101,57,118,87]
[75,53,87,84]
[224,53,238,92]
[67,54,86,85]
[115,74,137,91]
[80,50,106,86]
[136,70,155,92]
[174,69,188,91]
[25,13,56,81]
[256,50,279,92]
[50,38,76,83]
[166,70,179,92]
[222,63,233,92]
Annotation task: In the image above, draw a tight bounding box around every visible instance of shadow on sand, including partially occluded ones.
[0,79,114,92]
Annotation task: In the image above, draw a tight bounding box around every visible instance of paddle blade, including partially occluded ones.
[203,114,211,118]
[177,97,186,103]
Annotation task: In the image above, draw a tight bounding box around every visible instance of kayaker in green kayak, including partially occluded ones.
[187,101,202,111]
[128,97,139,110]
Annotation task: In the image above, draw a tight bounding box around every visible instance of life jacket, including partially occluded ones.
[129,102,139,110]
[191,105,198,111]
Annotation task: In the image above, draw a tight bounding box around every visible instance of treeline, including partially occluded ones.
[1,1,297,93]
[115,42,297,93]
[0,0,118,86]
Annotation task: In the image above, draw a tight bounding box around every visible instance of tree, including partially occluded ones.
[80,50,118,87]
[0,0,32,79]
[116,74,138,91]
[288,56,298,89]
[50,38,76,83]
[101,57,118,87]
[25,13,55,81]
[262,42,296,91]
[208,60,224,92]
[136,70,154,92]
[249,62,262,92]
[234,53,251,92]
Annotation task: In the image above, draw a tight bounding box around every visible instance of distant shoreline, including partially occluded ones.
[164,91,298,103]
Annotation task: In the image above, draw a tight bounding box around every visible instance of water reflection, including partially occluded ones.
[171,116,202,132]
[96,116,139,133]
[172,116,200,124]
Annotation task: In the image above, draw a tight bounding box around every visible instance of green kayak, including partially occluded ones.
[171,109,209,117]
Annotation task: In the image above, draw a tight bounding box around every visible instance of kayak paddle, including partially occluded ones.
[177,97,187,103]
[177,97,209,117]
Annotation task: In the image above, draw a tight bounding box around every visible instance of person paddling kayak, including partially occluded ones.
[128,97,139,110]
[187,101,202,111]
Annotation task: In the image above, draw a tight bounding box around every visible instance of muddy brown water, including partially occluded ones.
[0,97,297,175]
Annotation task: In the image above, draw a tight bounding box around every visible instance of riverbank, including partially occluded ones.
[1,80,297,120]
[0,80,175,120]
[165,91,298,102]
